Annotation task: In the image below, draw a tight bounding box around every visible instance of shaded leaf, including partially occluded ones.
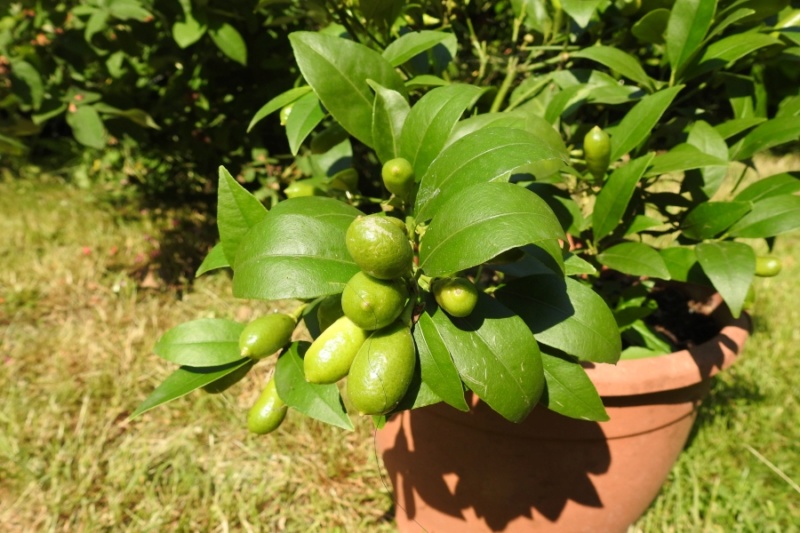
[696,241,754,318]
[666,0,716,75]
[368,81,410,164]
[728,195,800,238]
[209,22,247,65]
[680,201,752,240]
[540,352,608,421]
[285,91,325,156]
[382,30,452,66]
[730,117,800,161]
[248,86,312,132]
[413,312,469,411]
[571,46,655,91]
[196,243,230,277]
[644,143,727,177]
[734,173,800,202]
[610,86,683,161]
[593,154,654,243]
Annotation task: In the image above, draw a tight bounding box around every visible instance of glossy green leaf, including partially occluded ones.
[561,0,603,28]
[734,173,800,202]
[696,241,755,318]
[571,46,655,91]
[233,199,362,300]
[680,201,752,240]
[285,91,325,156]
[217,166,268,265]
[419,182,564,277]
[593,154,654,243]
[415,128,565,221]
[289,31,406,147]
[666,0,716,75]
[625,215,664,236]
[730,117,800,161]
[172,13,206,48]
[540,352,608,421]
[632,9,669,44]
[9,60,44,110]
[399,84,484,178]
[610,86,683,161]
[154,318,244,367]
[660,246,709,283]
[714,117,765,140]
[108,0,152,21]
[687,120,729,197]
[706,8,755,41]
[564,253,597,276]
[497,276,621,364]
[130,358,253,419]
[274,342,353,430]
[65,105,106,149]
[413,312,469,411]
[597,242,671,279]
[248,86,312,132]
[368,81,410,164]
[405,75,449,89]
[209,22,247,65]
[428,294,545,423]
[684,33,781,81]
[382,30,452,67]
[196,243,230,277]
[644,143,727,177]
[728,195,800,238]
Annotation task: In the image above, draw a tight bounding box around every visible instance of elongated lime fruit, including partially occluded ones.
[342,271,408,330]
[584,125,611,180]
[304,316,368,384]
[346,215,413,280]
[247,378,287,435]
[755,255,782,277]
[347,322,416,415]
[239,313,296,359]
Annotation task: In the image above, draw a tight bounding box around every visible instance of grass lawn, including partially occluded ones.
[1,173,798,532]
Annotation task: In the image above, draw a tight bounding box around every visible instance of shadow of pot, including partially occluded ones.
[376,301,751,532]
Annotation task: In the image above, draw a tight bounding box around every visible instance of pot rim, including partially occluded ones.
[584,299,751,397]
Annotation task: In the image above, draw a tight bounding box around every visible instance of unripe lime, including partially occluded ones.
[347,322,416,415]
[433,277,479,318]
[279,104,292,126]
[239,313,296,359]
[304,316,368,384]
[345,215,413,280]
[342,271,408,331]
[317,295,344,332]
[247,378,287,435]
[755,255,782,277]
[584,126,611,180]
[381,157,415,198]
[284,181,319,198]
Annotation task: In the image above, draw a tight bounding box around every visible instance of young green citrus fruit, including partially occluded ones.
[284,181,319,198]
[316,294,345,332]
[755,255,782,277]
[381,157,415,198]
[347,322,416,415]
[279,104,293,126]
[584,125,611,180]
[304,316,368,384]
[247,378,287,435]
[239,313,296,359]
[345,215,413,280]
[341,271,408,330]
[433,277,479,318]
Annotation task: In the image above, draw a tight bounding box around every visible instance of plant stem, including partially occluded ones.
[489,56,519,113]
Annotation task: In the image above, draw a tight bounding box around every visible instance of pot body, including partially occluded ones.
[376,310,750,532]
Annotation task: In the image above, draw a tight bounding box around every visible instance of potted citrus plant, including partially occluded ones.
[133,1,800,530]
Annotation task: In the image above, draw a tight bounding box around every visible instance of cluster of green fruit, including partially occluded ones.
[243,157,482,435]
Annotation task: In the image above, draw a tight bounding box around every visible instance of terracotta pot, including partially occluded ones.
[376,303,751,532]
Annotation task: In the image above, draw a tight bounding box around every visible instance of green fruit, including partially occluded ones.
[317,295,345,332]
[284,181,320,198]
[202,362,253,394]
[304,316,368,384]
[433,277,479,318]
[381,157,415,198]
[345,215,413,280]
[584,125,611,180]
[341,271,408,330]
[247,378,288,435]
[279,104,293,126]
[755,255,782,277]
[239,313,296,359]
[347,322,416,415]
[310,123,348,154]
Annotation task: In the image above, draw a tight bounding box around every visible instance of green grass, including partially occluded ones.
[1,174,798,532]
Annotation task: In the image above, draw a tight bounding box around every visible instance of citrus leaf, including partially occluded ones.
[540,351,608,421]
[413,312,469,411]
[382,30,452,67]
[285,91,325,156]
[154,318,245,367]
[274,342,353,430]
[208,22,247,65]
[428,294,545,423]
[696,241,755,318]
[196,242,230,277]
[644,143,728,177]
[65,105,106,149]
[684,33,781,81]
[728,195,800,238]
[597,241,671,279]
[419,182,564,277]
[610,86,683,161]
[497,276,621,364]
[172,14,206,48]
[632,9,669,44]
[666,0,716,75]
[415,127,564,221]
[130,358,253,419]
[9,60,44,110]
[571,46,655,91]
[217,166,268,265]
[289,31,406,147]
[680,201,752,240]
[734,173,800,203]
[368,81,410,164]
[399,84,485,178]
[593,153,654,243]
[730,117,800,161]
[248,86,312,132]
